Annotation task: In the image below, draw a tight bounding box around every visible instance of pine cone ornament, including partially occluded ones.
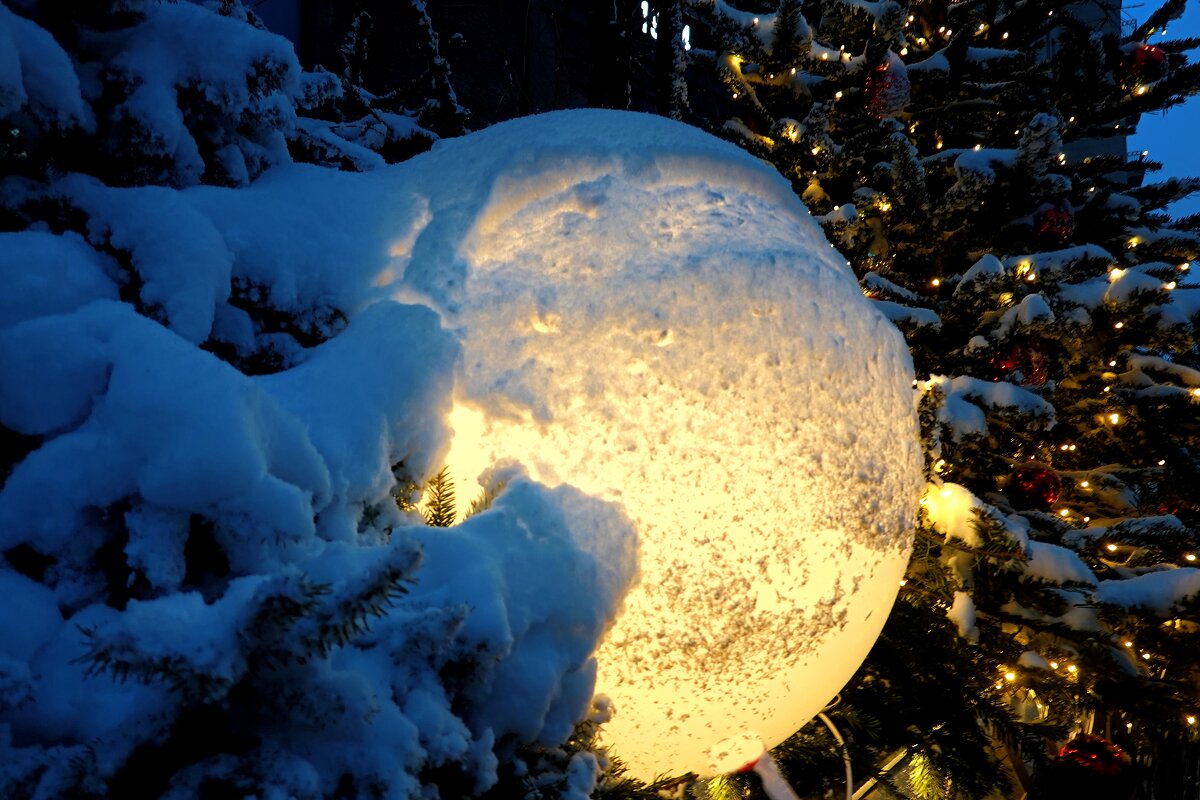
[865,51,910,119]
[1009,461,1061,509]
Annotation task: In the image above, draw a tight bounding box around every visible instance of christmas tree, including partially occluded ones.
[650,0,1200,796]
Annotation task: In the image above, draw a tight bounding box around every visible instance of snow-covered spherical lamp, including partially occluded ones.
[425,110,922,781]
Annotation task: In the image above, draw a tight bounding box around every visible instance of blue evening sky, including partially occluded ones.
[1130,1,1200,217]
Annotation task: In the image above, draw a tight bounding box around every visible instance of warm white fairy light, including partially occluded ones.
[932,278,941,286]
[1114,321,1124,329]
[1109,413,1120,424]
[1191,388,1200,398]
[974,144,982,151]
[1004,671,1017,681]
[1080,480,1090,488]
[900,47,908,56]
[1002,31,1009,39]
[1158,459,1166,466]
[1189,716,1197,725]
[1182,262,1191,271]
[1137,86,1148,95]
[1083,516,1091,522]
[1109,360,1117,367]
[1067,664,1077,674]
[1142,652,1152,660]
[1124,641,1134,647]
[1166,281,1176,290]
[1186,554,1197,562]
[834,91,843,99]
[1059,509,1070,517]
[1107,543,1119,552]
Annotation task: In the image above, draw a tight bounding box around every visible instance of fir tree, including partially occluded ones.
[661,0,1200,796]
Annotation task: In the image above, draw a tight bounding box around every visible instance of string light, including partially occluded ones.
[1186,554,1196,562]
[1189,716,1197,726]
[1108,360,1117,367]
[1124,641,1134,647]
[1182,262,1191,271]
[1114,321,1124,329]
[1080,480,1090,488]
[1142,652,1152,660]
[900,47,909,56]
[1059,509,1070,517]
[1109,413,1121,424]
[1166,281,1176,290]
[1137,86,1148,96]
[1067,664,1077,674]
[1002,31,1009,39]
[1192,388,1200,397]
[1158,459,1166,466]
[974,144,982,151]
[1083,516,1091,522]
[1004,671,1016,681]
[752,16,759,25]
[834,91,843,99]
[1107,543,1119,552]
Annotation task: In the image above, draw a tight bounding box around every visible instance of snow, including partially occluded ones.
[0,109,921,791]
[1097,569,1200,615]
[994,293,1055,337]
[1022,541,1096,586]
[955,254,1006,293]
[0,3,90,126]
[924,374,1056,442]
[948,591,978,640]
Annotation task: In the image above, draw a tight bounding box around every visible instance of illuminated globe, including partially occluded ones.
[423,110,922,780]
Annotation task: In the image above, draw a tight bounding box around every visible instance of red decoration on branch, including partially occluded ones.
[1122,43,1167,86]
[1034,205,1074,246]
[991,339,1050,387]
[1009,461,1061,509]
[1038,735,1135,800]
[864,52,910,119]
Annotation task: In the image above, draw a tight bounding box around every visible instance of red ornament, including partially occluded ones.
[1038,735,1135,800]
[1034,206,1074,246]
[1009,461,1061,509]
[864,52,910,119]
[991,339,1050,387]
[1122,43,1167,85]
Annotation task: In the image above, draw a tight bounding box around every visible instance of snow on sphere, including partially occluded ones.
[419,110,922,779]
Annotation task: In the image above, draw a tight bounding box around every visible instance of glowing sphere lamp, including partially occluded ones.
[427,110,922,780]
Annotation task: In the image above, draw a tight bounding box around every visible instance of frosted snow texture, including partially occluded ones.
[414,111,922,777]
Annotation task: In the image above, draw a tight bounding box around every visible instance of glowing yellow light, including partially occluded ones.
[1186,554,1196,562]
[900,47,909,56]
[1114,321,1125,329]
[1182,263,1191,271]
[1026,272,1037,282]
[821,52,829,60]
[935,140,944,150]
[732,92,739,99]
[917,37,926,45]
[1137,86,1148,95]
[1166,281,1176,290]
[932,278,941,286]
[879,201,892,212]
[1142,652,1152,660]
[752,16,759,25]
[945,28,953,36]
[899,578,908,586]
[1004,672,1016,681]
[1158,459,1166,466]
[1192,388,1200,397]
[1109,360,1117,367]
[438,136,923,780]
[1059,509,1070,517]
[1110,267,1124,280]
[940,488,952,498]
[1109,413,1120,424]
[1081,480,1090,488]
[1067,664,1077,673]
[1083,516,1090,522]
[790,67,797,75]
[1050,661,1059,669]
[1124,641,1134,647]
[1188,716,1197,725]
[811,146,820,155]
[934,458,946,470]
[1002,32,1009,39]
[1128,237,1140,247]
[834,91,843,99]
[978,23,986,31]
[1104,386,1111,392]
[973,144,982,151]
[1107,543,1119,552]
[1069,116,1076,123]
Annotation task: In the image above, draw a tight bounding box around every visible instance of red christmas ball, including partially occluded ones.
[865,53,910,119]
[1037,735,1135,800]
[1009,462,1061,509]
[991,340,1050,387]
[1034,206,1074,246]
[1123,42,1167,85]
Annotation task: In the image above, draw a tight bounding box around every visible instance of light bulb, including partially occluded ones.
[1107,543,1119,552]
[1080,481,1089,488]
